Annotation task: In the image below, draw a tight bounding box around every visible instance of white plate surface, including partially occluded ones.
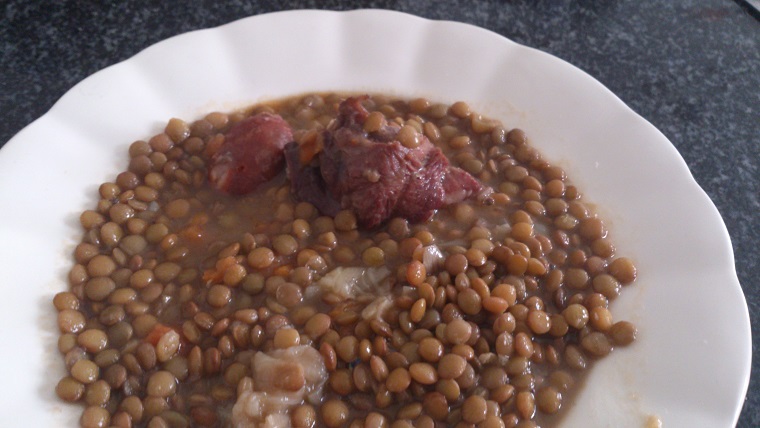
[0,9,750,428]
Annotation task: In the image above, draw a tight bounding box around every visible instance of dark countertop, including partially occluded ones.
[1,0,758,426]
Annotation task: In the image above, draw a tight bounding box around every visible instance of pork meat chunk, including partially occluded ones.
[209,113,293,195]
[286,96,481,228]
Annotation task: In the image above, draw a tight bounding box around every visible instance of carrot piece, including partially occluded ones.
[178,213,210,242]
[180,224,204,242]
[145,323,173,346]
[273,265,292,277]
[189,213,209,226]
[202,256,238,283]
[216,256,238,271]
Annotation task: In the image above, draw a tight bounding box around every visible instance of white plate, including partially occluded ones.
[0,9,750,428]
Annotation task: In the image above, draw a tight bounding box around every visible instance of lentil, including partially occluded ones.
[55,93,638,428]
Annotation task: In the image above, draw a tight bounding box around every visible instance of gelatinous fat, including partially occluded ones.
[316,266,391,300]
[231,345,327,427]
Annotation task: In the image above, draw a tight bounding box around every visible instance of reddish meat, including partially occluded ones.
[286,96,482,228]
[285,141,342,217]
[208,113,293,195]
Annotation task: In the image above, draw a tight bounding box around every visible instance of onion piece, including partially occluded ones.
[361,295,393,321]
[421,245,445,273]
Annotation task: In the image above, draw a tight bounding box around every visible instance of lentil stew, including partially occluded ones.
[54,93,637,428]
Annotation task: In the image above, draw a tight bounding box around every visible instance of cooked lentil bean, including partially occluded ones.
[321,400,349,427]
[146,371,177,397]
[590,306,614,332]
[410,298,426,323]
[247,247,275,269]
[84,379,111,406]
[71,359,99,384]
[408,362,437,385]
[581,331,613,357]
[462,395,488,424]
[362,246,385,267]
[444,318,472,346]
[608,257,637,284]
[56,376,85,402]
[156,330,180,362]
[609,321,637,346]
[438,354,467,379]
[563,304,589,329]
[77,329,108,353]
[80,406,111,428]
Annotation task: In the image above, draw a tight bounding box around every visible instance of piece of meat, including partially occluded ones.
[208,113,293,195]
[285,141,341,217]
[285,96,482,228]
[320,139,419,228]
